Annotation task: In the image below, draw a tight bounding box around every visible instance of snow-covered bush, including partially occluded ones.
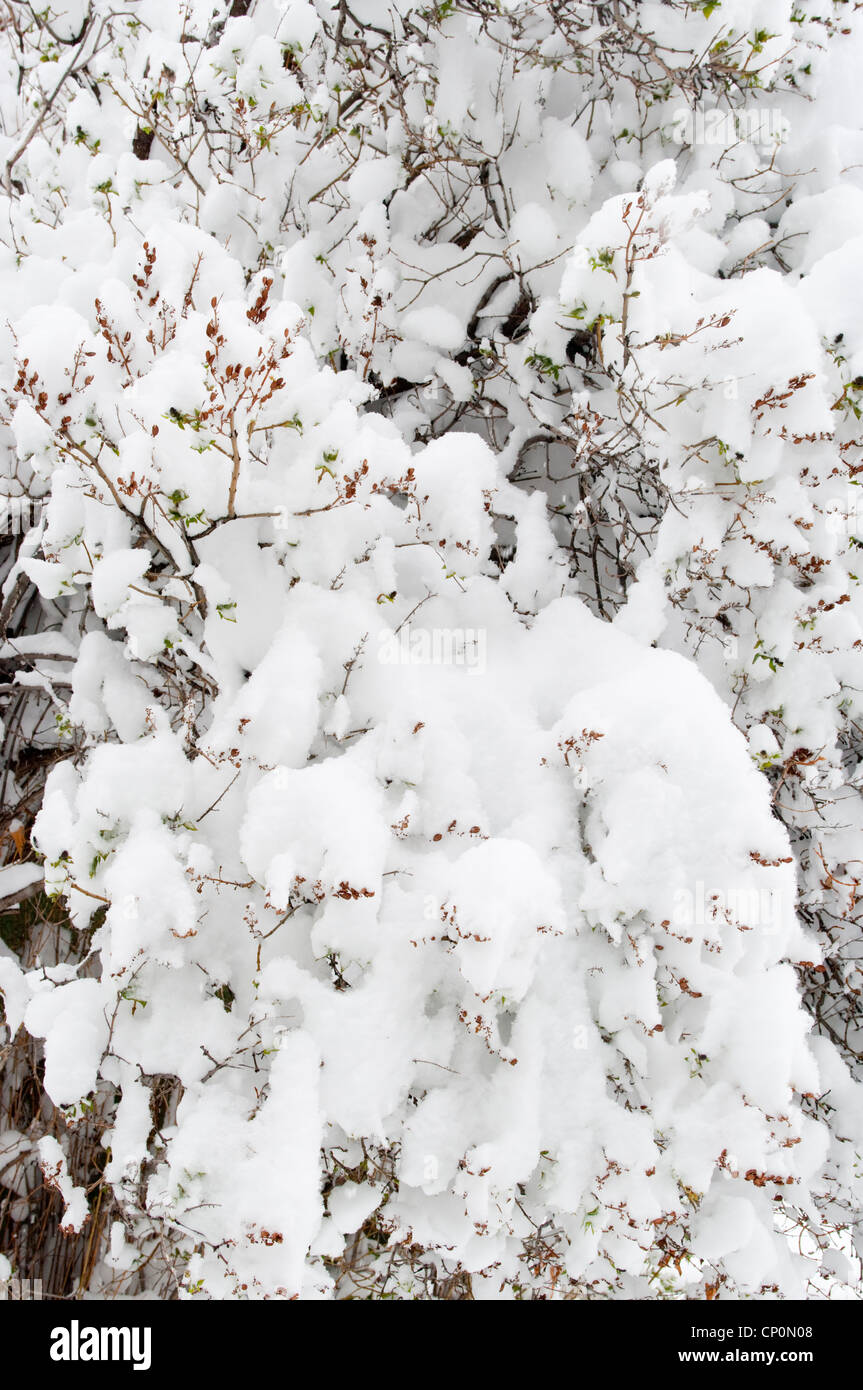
[1,0,863,1299]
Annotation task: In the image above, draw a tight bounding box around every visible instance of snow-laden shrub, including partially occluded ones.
[0,228,840,1299]
[1,0,863,1299]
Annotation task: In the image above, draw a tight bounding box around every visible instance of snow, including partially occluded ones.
[510,203,559,260]
[1,0,863,1305]
[0,862,43,901]
[401,307,465,353]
